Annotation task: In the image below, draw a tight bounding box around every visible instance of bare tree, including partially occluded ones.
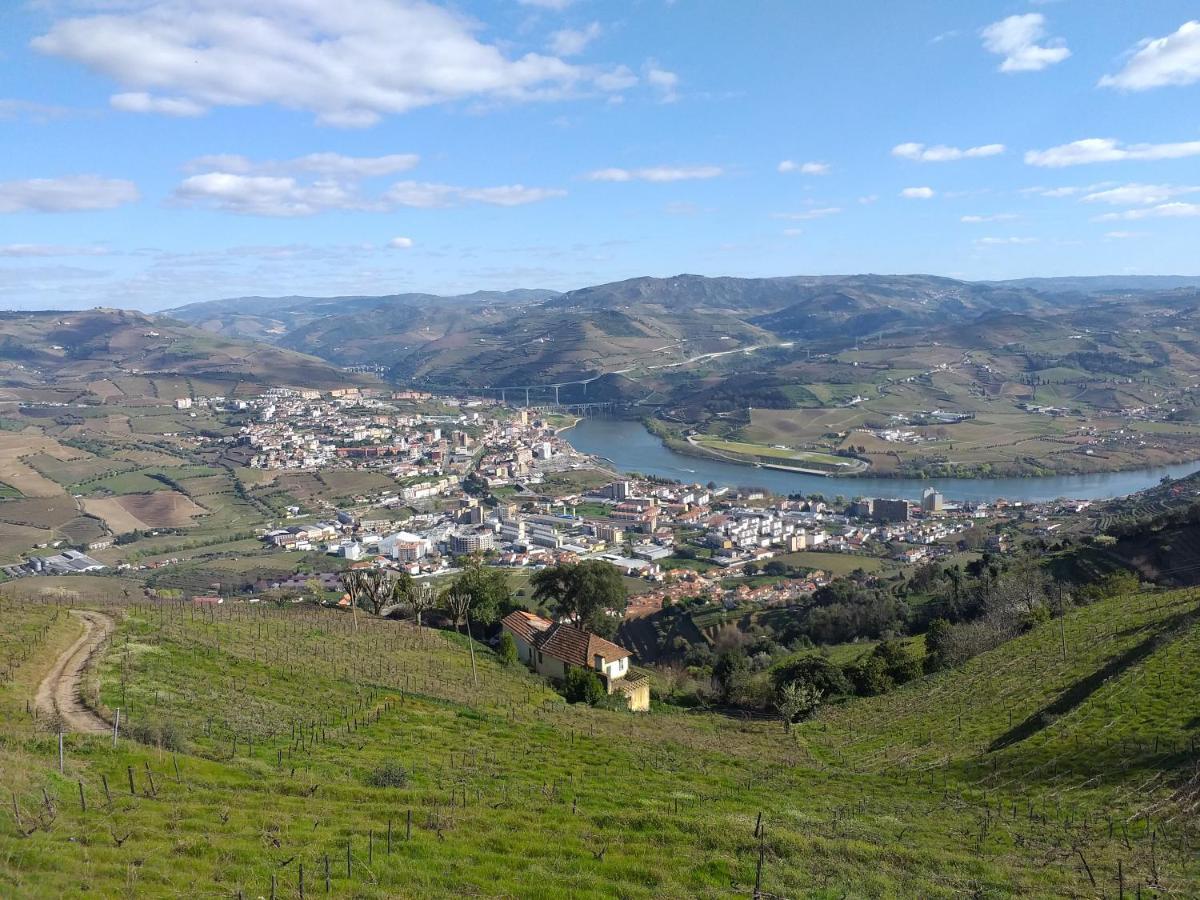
[407,582,434,629]
[339,569,392,615]
[443,589,473,633]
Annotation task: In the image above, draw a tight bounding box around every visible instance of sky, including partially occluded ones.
[3,1,1200,311]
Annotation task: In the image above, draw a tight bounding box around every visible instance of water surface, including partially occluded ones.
[563,418,1200,503]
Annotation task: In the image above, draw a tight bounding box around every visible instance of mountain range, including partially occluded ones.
[160,273,1200,396]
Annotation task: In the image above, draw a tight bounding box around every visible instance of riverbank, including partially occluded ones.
[562,417,1200,503]
[643,415,1200,482]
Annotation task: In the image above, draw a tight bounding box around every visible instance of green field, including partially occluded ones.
[1,584,1197,896]
[696,437,849,467]
[773,550,887,575]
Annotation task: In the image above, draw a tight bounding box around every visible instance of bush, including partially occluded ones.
[127,719,186,752]
[365,762,409,788]
[770,655,852,698]
[497,631,518,666]
[562,667,606,705]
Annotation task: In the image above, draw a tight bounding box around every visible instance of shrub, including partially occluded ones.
[365,762,409,788]
[562,667,606,705]
[770,655,852,698]
[497,631,518,666]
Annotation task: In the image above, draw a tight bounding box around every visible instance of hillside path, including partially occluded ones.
[34,610,115,734]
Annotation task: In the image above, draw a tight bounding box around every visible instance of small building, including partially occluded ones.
[500,613,649,712]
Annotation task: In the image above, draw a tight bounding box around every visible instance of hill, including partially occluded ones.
[0,308,371,404]
[1,582,1197,897]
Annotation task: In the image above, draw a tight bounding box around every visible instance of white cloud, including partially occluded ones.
[1104,231,1146,240]
[778,160,830,175]
[383,181,461,209]
[458,184,567,206]
[1095,202,1200,221]
[110,92,205,117]
[0,243,109,257]
[782,228,803,237]
[771,208,841,221]
[858,194,879,205]
[518,0,574,8]
[981,14,1070,72]
[0,98,75,122]
[1025,138,1200,167]
[961,213,1018,223]
[387,236,414,249]
[0,175,139,213]
[900,186,935,199]
[1099,21,1200,91]
[185,152,420,178]
[892,142,1005,162]
[976,236,1038,245]
[33,0,627,127]
[644,63,680,102]
[174,173,365,217]
[175,170,565,216]
[585,165,723,182]
[1081,183,1200,206]
[549,22,601,57]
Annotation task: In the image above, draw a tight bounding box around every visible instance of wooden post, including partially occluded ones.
[299,862,304,899]
[466,611,478,688]
[346,838,351,877]
[101,774,111,805]
[78,781,86,813]
[324,854,330,893]
[387,819,392,855]
[407,809,412,840]
[127,766,135,796]
[113,708,120,747]
[58,732,64,774]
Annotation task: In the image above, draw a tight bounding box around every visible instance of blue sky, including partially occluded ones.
[3,1,1200,310]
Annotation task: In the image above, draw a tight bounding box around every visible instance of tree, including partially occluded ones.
[497,631,519,666]
[530,560,627,636]
[339,568,392,615]
[442,555,512,626]
[846,654,892,697]
[764,560,787,577]
[408,582,435,629]
[712,648,749,704]
[777,681,823,732]
[304,577,325,600]
[873,639,922,685]
[924,618,952,673]
[388,570,415,611]
[770,655,852,698]
[562,667,606,705]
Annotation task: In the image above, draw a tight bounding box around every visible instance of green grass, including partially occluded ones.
[773,550,887,575]
[696,438,848,467]
[0,587,1198,897]
[0,481,22,499]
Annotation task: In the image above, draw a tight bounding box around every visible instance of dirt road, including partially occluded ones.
[34,609,115,734]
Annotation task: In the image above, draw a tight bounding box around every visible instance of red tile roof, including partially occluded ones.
[500,609,552,643]
[533,622,630,668]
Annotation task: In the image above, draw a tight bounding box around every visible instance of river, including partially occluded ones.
[562,418,1200,503]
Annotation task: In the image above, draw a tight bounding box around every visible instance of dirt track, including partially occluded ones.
[34,609,114,734]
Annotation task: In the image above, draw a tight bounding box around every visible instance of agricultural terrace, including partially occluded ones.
[0,585,1197,897]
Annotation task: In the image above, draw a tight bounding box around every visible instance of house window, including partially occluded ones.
[537,651,543,664]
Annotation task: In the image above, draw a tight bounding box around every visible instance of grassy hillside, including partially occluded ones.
[1,584,1198,897]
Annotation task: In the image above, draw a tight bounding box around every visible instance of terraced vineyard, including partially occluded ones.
[0,584,1197,897]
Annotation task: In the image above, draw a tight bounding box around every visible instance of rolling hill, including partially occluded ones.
[1,581,1198,896]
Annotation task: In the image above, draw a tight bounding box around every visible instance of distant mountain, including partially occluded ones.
[988,275,1200,294]
[0,308,370,400]
[157,273,1200,393]
[164,289,560,344]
